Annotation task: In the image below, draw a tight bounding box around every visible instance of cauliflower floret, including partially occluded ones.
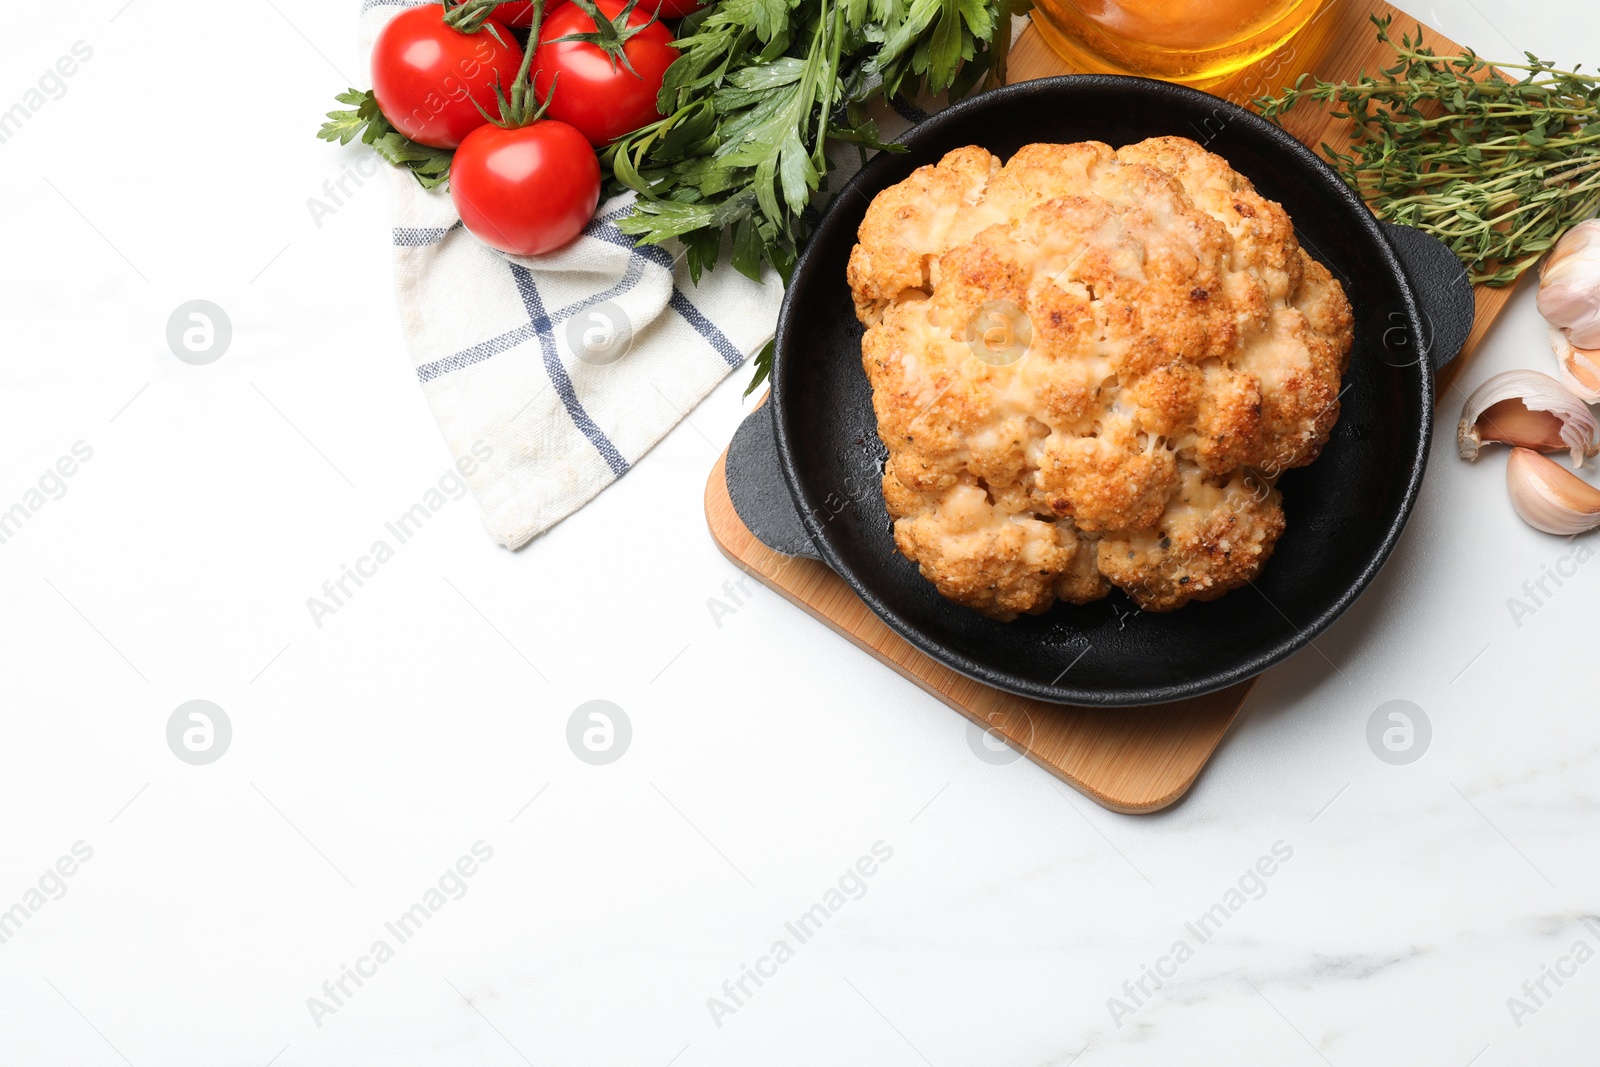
[851,137,1352,617]
[1096,468,1285,612]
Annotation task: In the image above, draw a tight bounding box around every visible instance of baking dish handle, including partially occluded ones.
[724,401,822,560]
[1382,222,1476,374]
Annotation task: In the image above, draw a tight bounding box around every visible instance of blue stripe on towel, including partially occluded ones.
[416,257,647,383]
[394,222,461,247]
[415,213,746,382]
[417,323,538,384]
[584,219,675,269]
[585,219,745,368]
[668,290,744,368]
[510,265,630,477]
[889,96,930,124]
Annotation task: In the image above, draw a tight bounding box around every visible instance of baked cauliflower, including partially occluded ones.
[848,137,1353,618]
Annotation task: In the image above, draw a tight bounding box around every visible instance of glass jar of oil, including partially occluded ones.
[1030,0,1332,87]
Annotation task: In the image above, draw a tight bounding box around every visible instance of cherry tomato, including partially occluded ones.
[370,7,521,150]
[533,0,676,147]
[450,121,600,256]
[491,1,567,27]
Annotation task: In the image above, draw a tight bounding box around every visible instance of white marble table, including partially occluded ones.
[3,0,1597,1063]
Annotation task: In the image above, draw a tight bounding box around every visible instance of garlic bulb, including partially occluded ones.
[1539,219,1600,350]
[1457,369,1599,467]
[1507,447,1600,536]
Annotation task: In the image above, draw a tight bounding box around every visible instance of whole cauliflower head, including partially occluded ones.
[847,137,1353,619]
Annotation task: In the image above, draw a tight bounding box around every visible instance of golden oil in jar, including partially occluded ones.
[1030,0,1332,87]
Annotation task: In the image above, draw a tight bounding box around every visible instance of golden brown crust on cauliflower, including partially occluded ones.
[850,137,1352,619]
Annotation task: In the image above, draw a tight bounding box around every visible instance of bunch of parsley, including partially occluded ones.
[611,0,1017,388]
[608,0,1017,282]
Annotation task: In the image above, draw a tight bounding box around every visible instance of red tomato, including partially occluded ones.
[370,7,522,150]
[491,1,566,27]
[647,0,702,15]
[450,121,600,256]
[533,0,676,146]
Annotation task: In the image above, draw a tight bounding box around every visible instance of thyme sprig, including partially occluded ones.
[1258,15,1600,286]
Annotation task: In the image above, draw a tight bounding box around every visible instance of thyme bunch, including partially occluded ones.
[1258,15,1600,286]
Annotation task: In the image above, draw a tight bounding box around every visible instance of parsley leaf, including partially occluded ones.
[318,89,454,192]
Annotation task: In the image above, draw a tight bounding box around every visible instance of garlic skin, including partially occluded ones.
[1457,369,1599,467]
[1507,447,1600,536]
[1539,219,1600,350]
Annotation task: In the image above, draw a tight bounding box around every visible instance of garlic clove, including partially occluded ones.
[1457,368,1599,467]
[1477,398,1569,451]
[1507,447,1600,536]
[1539,219,1600,350]
[1549,323,1600,403]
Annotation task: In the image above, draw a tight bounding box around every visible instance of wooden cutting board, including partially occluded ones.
[705,0,1503,813]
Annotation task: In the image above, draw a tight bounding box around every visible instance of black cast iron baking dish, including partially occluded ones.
[725,75,1474,707]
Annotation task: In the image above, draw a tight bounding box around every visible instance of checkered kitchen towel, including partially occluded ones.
[358,1,1021,548]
